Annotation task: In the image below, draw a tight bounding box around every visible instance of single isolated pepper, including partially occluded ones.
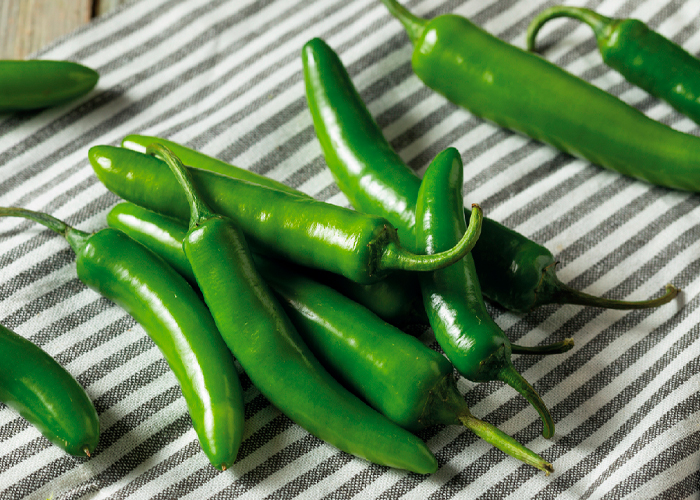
[380,0,700,192]
[302,36,679,313]
[0,322,99,457]
[0,60,98,112]
[90,145,481,285]
[150,143,439,474]
[0,208,245,471]
[416,147,553,438]
[527,6,700,126]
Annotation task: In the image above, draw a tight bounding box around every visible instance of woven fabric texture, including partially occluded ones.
[0,0,698,498]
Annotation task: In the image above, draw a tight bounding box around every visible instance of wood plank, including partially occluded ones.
[94,0,132,17]
[0,0,92,59]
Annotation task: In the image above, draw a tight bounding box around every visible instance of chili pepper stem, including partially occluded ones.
[0,207,91,253]
[526,6,612,52]
[497,364,554,439]
[458,412,553,475]
[552,281,679,310]
[146,143,216,229]
[83,447,91,458]
[379,204,483,273]
[511,338,574,356]
[379,0,427,44]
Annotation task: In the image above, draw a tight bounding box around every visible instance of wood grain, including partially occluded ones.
[95,0,131,17]
[0,0,130,59]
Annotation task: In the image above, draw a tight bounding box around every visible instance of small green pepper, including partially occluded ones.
[0,60,98,111]
[150,143,439,474]
[90,145,479,285]
[416,147,553,439]
[527,6,700,125]
[0,322,99,457]
[0,207,245,471]
[302,36,678,313]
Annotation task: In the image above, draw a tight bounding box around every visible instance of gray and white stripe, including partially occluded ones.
[1,0,698,498]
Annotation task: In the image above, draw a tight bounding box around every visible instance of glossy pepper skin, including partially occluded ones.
[0,208,245,471]
[108,201,427,325]
[122,135,301,196]
[106,201,557,474]
[380,0,700,192]
[121,136,426,324]
[527,6,700,126]
[416,148,553,439]
[107,202,579,361]
[258,261,553,474]
[0,323,99,457]
[0,60,98,111]
[90,145,479,285]
[151,143,438,474]
[302,36,678,313]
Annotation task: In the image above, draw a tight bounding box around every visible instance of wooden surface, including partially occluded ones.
[0,0,130,59]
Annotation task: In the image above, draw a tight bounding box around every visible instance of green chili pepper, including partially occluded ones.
[257,260,554,475]
[415,147,553,439]
[106,199,562,474]
[106,201,579,357]
[379,0,700,192]
[527,6,700,126]
[0,208,245,471]
[121,135,301,196]
[0,322,99,457]
[0,60,98,112]
[107,203,573,472]
[120,135,426,325]
[90,145,480,285]
[302,36,679,313]
[149,143,439,474]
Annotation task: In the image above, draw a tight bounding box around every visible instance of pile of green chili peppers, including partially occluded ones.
[3,0,694,479]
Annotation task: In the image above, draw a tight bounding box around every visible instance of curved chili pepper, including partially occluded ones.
[379,0,700,192]
[0,208,245,471]
[416,147,553,439]
[0,322,99,457]
[149,142,439,474]
[527,6,700,125]
[0,60,98,112]
[302,36,679,313]
[90,145,480,285]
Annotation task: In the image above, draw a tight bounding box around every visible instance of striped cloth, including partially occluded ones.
[1,0,698,498]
